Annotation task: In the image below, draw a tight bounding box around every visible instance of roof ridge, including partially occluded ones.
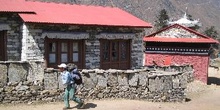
[26,0,117,9]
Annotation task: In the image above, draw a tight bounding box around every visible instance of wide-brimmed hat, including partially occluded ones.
[58,63,67,68]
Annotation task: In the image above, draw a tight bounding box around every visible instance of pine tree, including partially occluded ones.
[155,9,169,30]
[204,26,218,39]
[204,26,219,55]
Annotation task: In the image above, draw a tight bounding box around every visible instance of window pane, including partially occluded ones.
[73,53,79,62]
[121,42,127,60]
[49,54,56,63]
[112,52,118,61]
[102,41,109,61]
[103,42,109,51]
[49,42,56,52]
[112,42,117,51]
[73,42,78,51]
[61,53,68,63]
[111,42,118,61]
[61,43,68,52]
[103,52,109,61]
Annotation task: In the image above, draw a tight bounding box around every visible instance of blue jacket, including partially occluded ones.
[61,69,80,85]
[61,70,71,85]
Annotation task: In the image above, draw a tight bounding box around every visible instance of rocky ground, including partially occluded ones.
[0,69,220,110]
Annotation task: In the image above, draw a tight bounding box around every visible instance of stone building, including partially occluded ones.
[144,24,218,83]
[0,0,152,70]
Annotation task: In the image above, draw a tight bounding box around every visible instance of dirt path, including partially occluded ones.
[1,71,220,110]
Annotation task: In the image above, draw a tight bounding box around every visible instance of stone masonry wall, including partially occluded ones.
[156,27,201,38]
[0,62,192,104]
[85,39,100,68]
[25,23,144,69]
[0,13,23,61]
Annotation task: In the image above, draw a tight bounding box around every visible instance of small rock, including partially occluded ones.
[161,96,167,101]
[0,88,3,93]
[23,81,33,86]
[28,101,33,105]
[82,69,95,73]
[41,90,50,95]
[4,87,14,93]
[97,93,104,98]
[16,85,29,91]
[124,70,135,74]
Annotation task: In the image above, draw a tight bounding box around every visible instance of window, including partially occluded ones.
[48,42,56,63]
[0,31,7,61]
[100,39,130,69]
[61,42,68,63]
[45,38,84,69]
[72,42,79,62]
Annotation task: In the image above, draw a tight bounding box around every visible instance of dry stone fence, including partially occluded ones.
[0,61,193,104]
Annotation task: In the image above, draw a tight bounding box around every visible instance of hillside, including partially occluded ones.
[30,0,220,35]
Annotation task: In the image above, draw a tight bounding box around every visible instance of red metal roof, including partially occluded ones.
[0,0,152,27]
[0,0,34,13]
[144,24,218,44]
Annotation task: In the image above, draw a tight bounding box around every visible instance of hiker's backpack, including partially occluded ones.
[66,63,82,85]
[70,69,82,85]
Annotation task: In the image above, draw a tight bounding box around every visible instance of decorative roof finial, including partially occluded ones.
[167,6,201,27]
[184,7,188,19]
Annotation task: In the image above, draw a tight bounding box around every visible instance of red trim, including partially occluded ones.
[144,37,218,43]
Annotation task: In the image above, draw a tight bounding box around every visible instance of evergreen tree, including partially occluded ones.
[204,26,218,39]
[155,9,169,30]
[204,26,219,55]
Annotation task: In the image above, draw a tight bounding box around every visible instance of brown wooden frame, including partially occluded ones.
[100,39,131,70]
[45,37,85,69]
[0,31,7,61]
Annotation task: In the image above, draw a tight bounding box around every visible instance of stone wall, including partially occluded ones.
[156,27,201,38]
[24,23,144,69]
[85,39,100,68]
[0,62,192,104]
[0,13,23,61]
[145,53,208,83]
[0,61,45,86]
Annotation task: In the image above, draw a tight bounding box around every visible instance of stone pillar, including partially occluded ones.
[131,33,145,69]
[85,39,100,69]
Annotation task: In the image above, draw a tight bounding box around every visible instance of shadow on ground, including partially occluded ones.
[185,98,191,102]
[208,77,220,85]
[80,103,97,109]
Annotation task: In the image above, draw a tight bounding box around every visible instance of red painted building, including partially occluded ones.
[144,24,218,83]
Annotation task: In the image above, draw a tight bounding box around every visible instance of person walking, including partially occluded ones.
[58,63,84,110]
